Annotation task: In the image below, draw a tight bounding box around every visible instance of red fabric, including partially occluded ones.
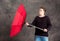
[10,4,26,38]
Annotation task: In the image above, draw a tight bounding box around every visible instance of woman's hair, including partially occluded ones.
[40,6,46,12]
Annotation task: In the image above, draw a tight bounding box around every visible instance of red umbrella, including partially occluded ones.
[10,3,26,38]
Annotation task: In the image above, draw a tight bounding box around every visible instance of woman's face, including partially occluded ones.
[39,8,45,16]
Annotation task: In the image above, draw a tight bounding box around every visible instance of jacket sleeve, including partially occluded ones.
[47,16,52,31]
[27,16,37,27]
[31,16,37,26]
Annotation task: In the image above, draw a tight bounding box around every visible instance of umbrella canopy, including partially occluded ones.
[10,3,26,38]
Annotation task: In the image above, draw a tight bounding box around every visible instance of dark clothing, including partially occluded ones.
[31,16,52,37]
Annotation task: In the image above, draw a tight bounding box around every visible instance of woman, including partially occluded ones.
[26,6,52,41]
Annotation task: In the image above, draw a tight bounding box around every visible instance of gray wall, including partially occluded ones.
[0,0,60,41]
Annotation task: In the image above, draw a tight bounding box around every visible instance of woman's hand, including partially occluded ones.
[43,29,48,32]
[25,22,30,26]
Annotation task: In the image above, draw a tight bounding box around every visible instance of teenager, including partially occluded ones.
[26,6,52,41]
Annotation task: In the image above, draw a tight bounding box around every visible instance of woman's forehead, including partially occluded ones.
[39,8,44,11]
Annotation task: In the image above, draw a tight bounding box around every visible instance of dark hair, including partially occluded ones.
[40,6,46,12]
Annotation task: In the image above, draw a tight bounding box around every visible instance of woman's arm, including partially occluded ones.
[25,16,37,27]
[47,16,52,31]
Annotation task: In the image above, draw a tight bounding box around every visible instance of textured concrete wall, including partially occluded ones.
[0,0,60,41]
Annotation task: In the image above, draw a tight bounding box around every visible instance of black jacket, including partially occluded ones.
[31,16,52,36]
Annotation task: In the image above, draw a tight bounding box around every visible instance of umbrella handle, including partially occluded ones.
[28,24,44,31]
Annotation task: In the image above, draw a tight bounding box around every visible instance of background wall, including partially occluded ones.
[0,0,60,41]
